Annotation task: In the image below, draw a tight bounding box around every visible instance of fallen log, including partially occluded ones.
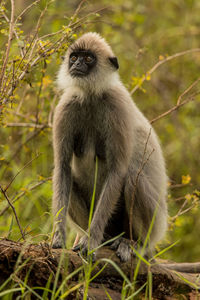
[0,239,199,299]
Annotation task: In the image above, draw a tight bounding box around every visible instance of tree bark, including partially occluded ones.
[0,239,199,299]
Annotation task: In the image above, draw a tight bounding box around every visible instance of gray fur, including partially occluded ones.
[52,32,168,261]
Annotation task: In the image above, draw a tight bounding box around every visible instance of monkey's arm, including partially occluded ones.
[52,103,74,248]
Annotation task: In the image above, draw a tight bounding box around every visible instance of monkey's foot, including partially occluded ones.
[110,237,137,262]
[52,231,65,249]
[72,235,97,262]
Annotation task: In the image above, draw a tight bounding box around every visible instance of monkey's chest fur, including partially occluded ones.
[72,129,107,189]
[67,95,130,237]
[70,96,110,210]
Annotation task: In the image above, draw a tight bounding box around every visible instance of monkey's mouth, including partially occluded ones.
[70,69,87,77]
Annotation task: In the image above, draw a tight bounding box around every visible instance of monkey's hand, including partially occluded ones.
[110,237,137,262]
[52,230,66,249]
[72,235,98,261]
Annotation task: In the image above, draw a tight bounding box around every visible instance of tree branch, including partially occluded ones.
[0,239,199,299]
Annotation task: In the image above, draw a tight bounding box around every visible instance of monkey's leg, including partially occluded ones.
[108,174,157,262]
[52,199,68,249]
[117,173,167,260]
[52,179,89,249]
[69,181,98,259]
[68,180,89,231]
[73,171,125,256]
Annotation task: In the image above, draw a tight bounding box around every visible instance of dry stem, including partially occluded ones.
[0,177,51,217]
[130,48,200,95]
[0,185,25,240]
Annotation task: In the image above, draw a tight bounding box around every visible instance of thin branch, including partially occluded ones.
[171,204,196,221]
[2,35,65,106]
[0,185,25,240]
[68,5,109,29]
[0,0,52,100]
[5,153,41,192]
[130,48,200,95]
[0,177,51,217]
[0,0,15,89]
[39,29,64,40]
[2,12,24,56]
[170,183,192,189]
[15,1,49,78]
[171,191,199,221]
[5,122,51,128]
[14,0,41,25]
[69,0,86,25]
[150,94,197,124]
[177,77,200,105]
[10,126,46,161]
[1,126,47,178]
[173,196,186,202]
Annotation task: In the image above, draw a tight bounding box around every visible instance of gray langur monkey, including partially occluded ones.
[52,32,168,262]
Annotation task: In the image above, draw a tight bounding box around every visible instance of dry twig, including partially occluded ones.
[0,177,51,217]
[150,92,198,124]
[5,122,51,128]
[130,48,200,95]
[5,153,41,192]
[0,186,25,240]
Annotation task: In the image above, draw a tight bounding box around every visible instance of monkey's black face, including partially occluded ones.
[69,50,96,77]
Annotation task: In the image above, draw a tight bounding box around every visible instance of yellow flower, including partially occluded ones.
[182,174,191,185]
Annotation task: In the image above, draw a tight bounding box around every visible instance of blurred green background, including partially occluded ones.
[0,0,200,262]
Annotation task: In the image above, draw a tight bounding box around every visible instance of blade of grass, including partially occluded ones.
[101,258,131,286]
[0,257,31,292]
[133,202,159,283]
[51,249,65,299]
[89,260,109,282]
[0,287,25,297]
[7,216,13,239]
[15,278,44,300]
[126,282,147,300]
[42,273,53,299]
[83,157,98,300]
[151,240,180,261]
[88,232,124,255]
[60,281,84,299]
[55,266,83,297]
[148,271,152,300]
[87,156,98,244]
[103,285,112,300]
[173,271,200,289]
[131,247,150,266]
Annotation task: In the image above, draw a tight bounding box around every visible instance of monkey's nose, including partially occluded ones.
[76,57,84,66]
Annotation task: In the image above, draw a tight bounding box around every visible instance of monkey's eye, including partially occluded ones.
[85,55,94,63]
[70,55,78,62]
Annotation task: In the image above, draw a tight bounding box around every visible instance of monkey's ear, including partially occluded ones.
[109,57,119,69]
